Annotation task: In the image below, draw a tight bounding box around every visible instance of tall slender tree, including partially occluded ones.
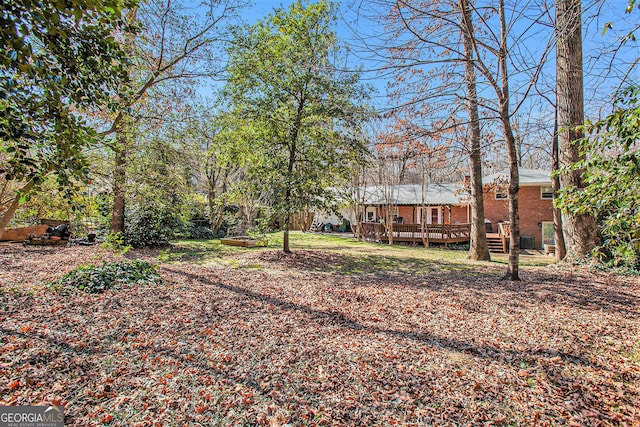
[376,0,492,260]
[225,0,371,253]
[457,0,553,279]
[552,114,567,261]
[380,0,552,278]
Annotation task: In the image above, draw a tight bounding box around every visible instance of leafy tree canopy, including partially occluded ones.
[557,86,640,271]
[225,0,372,251]
[0,0,136,201]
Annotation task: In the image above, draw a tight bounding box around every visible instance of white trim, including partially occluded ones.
[365,207,377,222]
[418,206,443,224]
[540,185,553,200]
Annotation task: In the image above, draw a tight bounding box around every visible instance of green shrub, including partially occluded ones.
[125,204,181,247]
[101,232,132,255]
[557,86,640,274]
[177,223,216,240]
[591,242,640,275]
[49,260,162,294]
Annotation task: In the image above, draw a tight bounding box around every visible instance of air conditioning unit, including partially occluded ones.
[520,235,535,249]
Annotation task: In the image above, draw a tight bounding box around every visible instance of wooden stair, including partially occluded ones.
[487,232,506,253]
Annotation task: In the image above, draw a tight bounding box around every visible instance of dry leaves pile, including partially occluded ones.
[1,244,639,426]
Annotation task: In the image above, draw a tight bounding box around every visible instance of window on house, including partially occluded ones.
[541,185,553,199]
[495,191,508,200]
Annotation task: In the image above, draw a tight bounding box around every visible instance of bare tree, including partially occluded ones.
[375,148,400,245]
[457,0,555,279]
[353,0,492,259]
[378,0,553,278]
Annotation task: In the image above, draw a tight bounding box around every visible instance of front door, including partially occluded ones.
[419,207,442,224]
[430,207,441,224]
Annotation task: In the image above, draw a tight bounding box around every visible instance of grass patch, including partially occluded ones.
[157,239,246,264]
[272,231,470,262]
[490,251,554,267]
[163,232,551,273]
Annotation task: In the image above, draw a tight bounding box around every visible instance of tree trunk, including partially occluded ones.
[498,0,519,280]
[504,113,521,281]
[0,180,35,240]
[283,226,290,253]
[420,206,430,248]
[110,128,128,234]
[353,169,365,240]
[460,0,490,262]
[282,165,294,254]
[110,8,136,236]
[207,191,216,230]
[552,113,567,261]
[281,96,306,254]
[207,168,218,231]
[353,203,362,240]
[386,207,394,245]
[556,0,601,259]
[283,179,292,252]
[209,183,228,233]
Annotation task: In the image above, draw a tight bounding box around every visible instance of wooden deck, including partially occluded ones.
[486,221,511,253]
[357,222,470,246]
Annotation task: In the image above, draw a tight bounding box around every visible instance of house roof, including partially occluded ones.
[483,169,551,186]
[359,183,467,206]
[356,169,551,206]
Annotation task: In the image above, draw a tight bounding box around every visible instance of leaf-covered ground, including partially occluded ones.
[1,236,639,426]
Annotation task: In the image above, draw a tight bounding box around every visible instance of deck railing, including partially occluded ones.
[357,222,470,246]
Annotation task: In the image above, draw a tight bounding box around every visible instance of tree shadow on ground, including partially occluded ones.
[0,324,278,422]
[163,267,623,371]
[486,271,640,316]
[238,250,640,317]
[140,241,240,264]
[245,248,485,275]
[3,261,637,424]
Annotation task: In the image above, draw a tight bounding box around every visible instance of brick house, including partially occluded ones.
[355,169,554,250]
[482,169,555,250]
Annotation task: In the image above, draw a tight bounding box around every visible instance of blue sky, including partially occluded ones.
[242,0,289,22]
[237,1,392,105]
[239,1,638,112]
[203,0,638,121]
